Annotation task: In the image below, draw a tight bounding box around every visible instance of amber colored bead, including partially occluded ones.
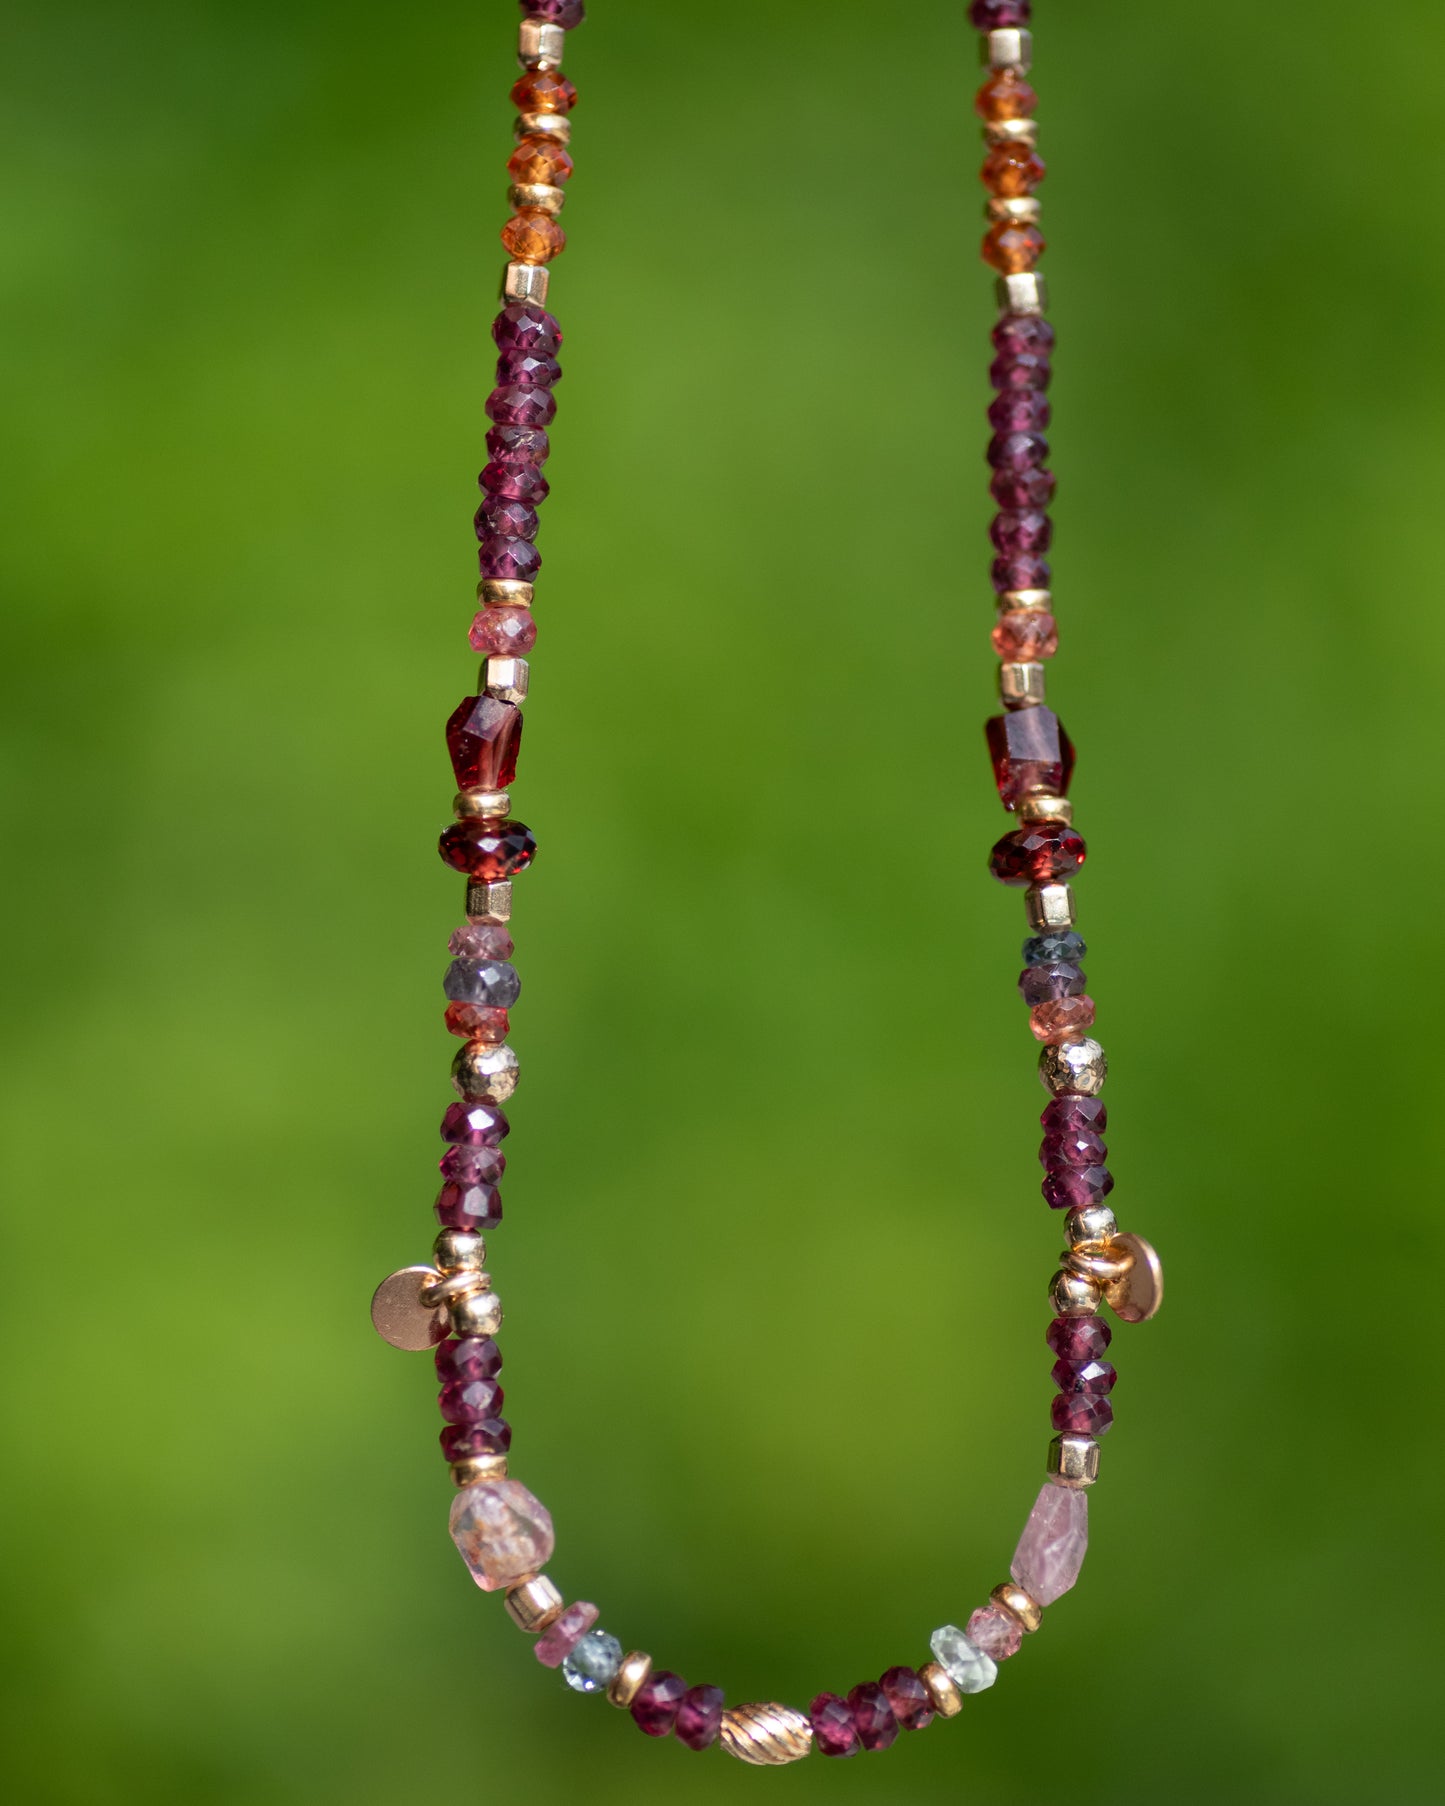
[508,137,575,187]
[983,221,1045,274]
[975,70,1038,122]
[982,144,1046,197]
[501,211,566,264]
[992,610,1059,661]
[510,69,578,115]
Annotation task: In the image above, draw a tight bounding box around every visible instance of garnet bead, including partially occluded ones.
[990,509,1052,556]
[1047,1315,1111,1362]
[480,459,550,504]
[444,1002,510,1042]
[674,1684,725,1751]
[1052,1357,1117,1396]
[1041,1094,1106,1138]
[1051,1392,1114,1436]
[993,314,1055,358]
[440,1101,510,1145]
[990,350,1052,391]
[478,534,541,582]
[508,137,575,187]
[630,1670,687,1738]
[469,606,537,657]
[990,823,1086,886]
[486,423,550,465]
[492,303,563,357]
[879,1666,934,1732]
[988,387,1051,433]
[435,1335,502,1383]
[1041,1164,1113,1209]
[1039,1128,1107,1171]
[440,1416,512,1459]
[486,384,557,427]
[475,495,539,542]
[992,552,1051,594]
[810,1694,860,1758]
[446,697,524,793]
[521,0,586,26]
[969,0,1031,25]
[986,706,1075,808]
[975,70,1038,122]
[438,1376,505,1423]
[439,1144,505,1187]
[991,467,1056,509]
[439,817,537,881]
[495,350,561,389]
[435,1183,503,1231]
[847,1682,899,1751]
[510,69,578,114]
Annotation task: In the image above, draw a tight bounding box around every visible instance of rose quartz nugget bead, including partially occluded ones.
[449,1478,554,1592]
[1010,1480,1088,1606]
[965,1605,1023,1661]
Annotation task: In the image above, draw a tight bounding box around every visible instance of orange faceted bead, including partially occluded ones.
[983,221,1045,274]
[982,144,1046,196]
[975,70,1038,121]
[510,69,578,114]
[501,210,567,264]
[508,136,575,186]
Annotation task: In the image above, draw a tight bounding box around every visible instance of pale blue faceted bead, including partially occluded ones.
[562,1629,623,1695]
[929,1625,998,1695]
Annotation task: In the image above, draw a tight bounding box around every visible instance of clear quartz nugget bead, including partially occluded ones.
[928,1626,998,1695]
[562,1629,623,1694]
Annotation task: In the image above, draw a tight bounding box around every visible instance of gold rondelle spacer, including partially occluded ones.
[719,1703,814,1765]
[433,1228,486,1272]
[1000,661,1047,707]
[918,1662,963,1719]
[607,1651,652,1709]
[986,116,1037,148]
[515,111,571,143]
[1000,587,1052,612]
[450,1453,508,1488]
[1049,1268,1103,1317]
[1026,882,1076,931]
[504,1574,564,1633]
[991,1581,1044,1633]
[449,1288,504,1339]
[987,195,1041,226]
[455,789,511,820]
[479,578,534,606]
[1047,1433,1100,1489]
[1063,1241,1136,1285]
[997,270,1048,314]
[501,262,550,306]
[507,181,566,217]
[466,879,513,923]
[1019,794,1072,825]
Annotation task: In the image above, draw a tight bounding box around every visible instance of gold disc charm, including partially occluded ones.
[371,1265,449,1350]
[1102,1233,1163,1323]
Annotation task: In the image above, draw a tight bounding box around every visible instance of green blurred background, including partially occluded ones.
[2,1,1440,1800]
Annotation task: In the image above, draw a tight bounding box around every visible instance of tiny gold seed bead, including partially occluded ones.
[450,1452,509,1488]
[999,586,1052,612]
[1000,661,1046,707]
[1026,882,1076,931]
[420,1268,491,1309]
[1050,1268,1103,1317]
[508,182,566,217]
[991,1581,1044,1633]
[466,879,512,923]
[607,1651,652,1708]
[919,1662,963,1718]
[516,111,571,143]
[455,789,511,820]
[1062,1241,1136,1284]
[433,1228,486,1272]
[997,270,1049,314]
[1019,794,1072,825]
[501,262,550,306]
[987,195,1041,226]
[449,1288,504,1339]
[504,1574,564,1633]
[1047,1432,1100,1489]
[1066,1204,1117,1246]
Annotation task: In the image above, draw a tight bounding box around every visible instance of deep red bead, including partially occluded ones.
[440,1101,510,1145]
[486,384,556,427]
[439,1416,511,1459]
[992,552,1051,594]
[992,313,1054,357]
[1051,1357,1117,1396]
[848,1683,899,1751]
[478,534,541,583]
[674,1684,725,1751]
[435,1182,503,1231]
[990,509,1052,555]
[810,1694,861,1758]
[492,301,563,357]
[480,460,550,505]
[990,823,1086,887]
[435,1335,502,1383]
[486,423,550,465]
[444,1002,510,1042]
[989,430,1049,470]
[521,0,586,27]
[1051,1392,1114,1436]
[986,707,1075,809]
[1041,1163,1113,1209]
[988,387,1051,433]
[438,817,537,881]
[1039,1128,1107,1170]
[879,1666,934,1732]
[495,349,561,388]
[630,1671,687,1738]
[446,696,523,792]
[1046,1314,1112,1362]
[991,467,1056,509]
[1041,1094,1106,1138]
[439,1144,504,1187]
[990,351,1052,391]
[438,1376,505,1423]
[474,495,539,542]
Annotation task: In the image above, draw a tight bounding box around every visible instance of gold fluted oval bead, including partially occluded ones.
[719,1703,814,1765]
[607,1651,652,1708]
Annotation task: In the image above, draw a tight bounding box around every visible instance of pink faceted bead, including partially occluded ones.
[534,1601,599,1667]
[449,1478,554,1591]
[1029,995,1096,1043]
[469,606,537,657]
[1010,1481,1088,1605]
[965,1605,1023,1661]
[448,921,515,960]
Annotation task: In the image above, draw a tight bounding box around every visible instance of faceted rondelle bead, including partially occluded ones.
[990,509,1053,556]
[810,1694,861,1758]
[439,1143,505,1188]
[492,302,563,356]
[508,137,575,188]
[969,0,1031,25]
[535,1601,600,1668]
[444,1002,509,1042]
[675,1685,726,1751]
[879,1666,934,1732]
[500,210,566,265]
[1051,1392,1115,1437]
[1041,1093,1105,1138]
[965,1606,1023,1661]
[486,423,551,465]
[988,430,1049,471]
[475,495,539,542]
[443,957,522,1009]
[480,459,551,504]
[1030,994,1096,1043]
[929,1626,998,1695]
[990,350,1052,392]
[975,70,1038,121]
[983,221,1046,275]
[1052,1356,1117,1396]
[986,706,1074,812]
[982,143,1046,196]
[992,610,1058,662]
[563,1630,624,1694]
[1018,960,1085,1005]
[1024,929,1086,966]
[486,383,557,427]
[990,823,1086,887]
[478,534,541,583]
[469,606,538,657]
[494,350,561,390]
[435,1335,502,1384]
[993,314,1055,358]
[440,1100,510,1146]
[1041,1164,1113,1209]
[435,1183,502,1231]
[847,1683,899,1752]
[449,920,515,960]
[988,387,1051,433]
[631,1671,688,1738]
[1039,1127,1107,1171]
[1046,1315,1112,1362]
[440,1417,511,1460]
[438,817,538,881]
[510,69,579,114]
[992,467,1056,510]
[450,1479,553,1591]
[1011,1481,1089,1605]
[992,552,1051,594]
[438,1376,504,1424]
[521,0,586,27]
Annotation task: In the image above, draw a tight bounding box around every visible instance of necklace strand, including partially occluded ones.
[369,0,1163,1766]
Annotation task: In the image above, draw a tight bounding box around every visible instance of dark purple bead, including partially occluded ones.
[440,1101,510,1146]
[435,1182,503,1231]
[991,467,1056,509]
[474,495,539,542]
[879,1666,933,1732]
[486,423,551,466]
[988,431,1049,471]
[492,302,563,357]
[991,552,1051,594]
[1051,1357,1117,1396]
[989,351,1052,393]
[495,349,561,388]
[439,1143,505,1187]
[810,1694,861,1758]
[992,313,1054,357]
[990,510,1052,556]
[1041,1094,1106,1138]
[520,0,585,27]
[970,1,1031,30]
[1019,961,1086,1005]
[1041,1164,1113,1210]
[486,384,556,427]
[674,1684,725,1751]
[439,1416,512,1459]
[1039,1128,1107,1171]
[630,1671,687,1738]
[438,1376,505,1423]
[478,534,541,582]
[480,460,550,505]
[435,1335,502,1383]
[1051,1392,1114,1436]
[1046,1315,1112,1362]
[847,1682,899,1751]
[988,387,1051,433]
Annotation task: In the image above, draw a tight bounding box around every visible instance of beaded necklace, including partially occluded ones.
[370,0,1163,1767]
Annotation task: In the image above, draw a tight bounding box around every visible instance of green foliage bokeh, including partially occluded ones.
[1,2,1439,1801]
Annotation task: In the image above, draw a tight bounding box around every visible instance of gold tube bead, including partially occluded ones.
[986,116,1037,148]
[501,262,550,306]
[1018,794,1072,825]
[515,111,570,143]
[999,587,1052,612]
[607,1651,652,1708]
[1066,1204,1117,1246]
[1000,661,1046,707]
[990,1581,1043,1633]
[450,1452,508,1487]
[997,270,1048,314]
[1026,882,1075,931]
[1047,1433,1100,1489]
[719,1704,814,1765]
[433,1228,486,1273]
[420,1268,491,1310]
[504,1574,564,1633]
[508,182,565,217]
[984,27,1033,71]
[454,789,511,820]
[484,656,529,706]
[466,879,512,923]
[1062,1241,1136,1285]
[1049,1268,1103,1317]
[918,1662,963,1718]
[987,195,1041,226]
[478,580,534,608]
[518,19,566,67]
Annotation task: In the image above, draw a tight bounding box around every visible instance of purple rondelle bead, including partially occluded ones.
[879,1666,934,1732]
[439,1143,505,1188]
[439,1416,512,1459]
[480,460,550,505]
[988,387,1052,434]
[495,349,561,388]
[992,552,1051,594]
[991,510,1053,556]
[486,423,550,466]
[630,1671,687,1738]
[443,959,521,1008]
[1039,1128,1107,1171]
[1041,1164,1114,1210]
[674,1684,725,1751]
[1051,1357,1117,1396]
[440,1101,510,1146]
[478,534,541,582]
[435,1183,503,1231]
[992,313,1054,357]
[492,302,563,357]
[1019,961,1087,1005]
[1046,1315,1112,1362]
[810,1694,861,1758]
[438,1376,505,1423]
[990,351,1052,392]
[521,0,585,26]
[988,431,1050,471]
[1051,1392,1114,1437]
[847,1683,899,1752]
[474,495,539,542]
[991,468,1056,509]
[486,384,556,427]
[969,0,1031,27]
[1041,1095,1106,1138]
[436,1335,503,1383]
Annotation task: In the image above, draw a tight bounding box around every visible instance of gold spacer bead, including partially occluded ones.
[433,1228,486,1273]
[449,1288,504,1339]
[1047,1433,1100,1489]
[1049,1268,1103,1317]
[508,182,565,217]
[987,195,1041,226]
[1062,1241,1136,1284]
[1039,1036,1107,1096]
[1026,882,1076,931]
[999,587,1052,613]
[1066,1204,1117,1246]
[484,656,529,706]
[504,1573,564,1633]
[449,1453,508,1487]
[478,580,534,607]
[986,116,1037,148]
[1018,794,1072,825]
[719,1703,814,1765]
[453,1040,520,1105]
[1000,661,1046,707]
[996,270,1048,314]
[501,262,550,306]
[516,111,570,143]
[420,1268,491,1310]
[454,789,511,820]
[607,1651,652,1708]
[991,1581,1043,1633]
[918,1661,963,1719]
[983,27,1033,71]
[518,19,566,67]
[466,879,512,923]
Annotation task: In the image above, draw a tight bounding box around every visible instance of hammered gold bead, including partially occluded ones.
[607,1651,652,1708]
[719,1703,814,1765]
[1047,1433,1100,1489]
[1049,1268,1102,1317]
[918,1661,963,1718]
[450,1453,508,1488]
[504,1574,564,1633]
[991,1581,1043,1633]
[1039,1036,1106,1096]
[433,1228,486,1272]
